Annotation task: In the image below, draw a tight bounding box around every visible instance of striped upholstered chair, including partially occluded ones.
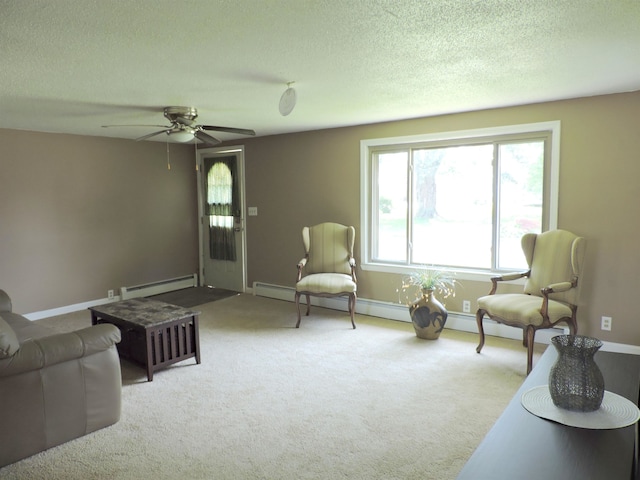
[476,229,586,374]
[295,222,357,329]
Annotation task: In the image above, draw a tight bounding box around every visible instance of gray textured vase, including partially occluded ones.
[549,335,605,412]
[409,289,448,340]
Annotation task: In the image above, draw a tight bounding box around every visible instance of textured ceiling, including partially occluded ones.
[1,0,639,144]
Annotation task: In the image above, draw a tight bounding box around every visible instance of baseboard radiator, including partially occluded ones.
[251,281,567,345]
[120,274,198,300]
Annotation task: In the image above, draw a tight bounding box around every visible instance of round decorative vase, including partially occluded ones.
[549,335,605,412]
[409,289,448,340]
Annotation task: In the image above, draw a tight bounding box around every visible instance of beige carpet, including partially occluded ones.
[1,294,542,479]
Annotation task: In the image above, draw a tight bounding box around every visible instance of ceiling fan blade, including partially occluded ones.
[201,125,256,136]
[102,124,170,128]
[194,130,222,146]
[135,129,170,141]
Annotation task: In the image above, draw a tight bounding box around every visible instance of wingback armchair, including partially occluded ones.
[476,229,586,374]
[295,222,357,329]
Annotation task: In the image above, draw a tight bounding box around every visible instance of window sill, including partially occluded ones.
[360,262,527,285]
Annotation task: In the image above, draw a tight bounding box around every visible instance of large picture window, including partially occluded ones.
[360,122,560,276]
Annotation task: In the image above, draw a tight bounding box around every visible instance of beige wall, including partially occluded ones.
[242,91,640,345]
[1,91,638,345]
[0,129,199,313]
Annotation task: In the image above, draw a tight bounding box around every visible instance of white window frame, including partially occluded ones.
[360,121,560,282]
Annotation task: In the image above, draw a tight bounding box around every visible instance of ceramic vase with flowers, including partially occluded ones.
[401,269,457,340]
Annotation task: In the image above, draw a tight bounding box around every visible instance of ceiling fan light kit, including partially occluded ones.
[169,128,195,143]
[279,82,297,116]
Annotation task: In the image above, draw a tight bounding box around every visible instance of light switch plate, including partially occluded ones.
[248,207,258,216]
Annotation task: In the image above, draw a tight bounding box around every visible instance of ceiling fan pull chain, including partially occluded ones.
[166,141,171,170]
[194,142,198,171]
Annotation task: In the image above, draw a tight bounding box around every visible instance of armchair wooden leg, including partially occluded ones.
[349,293,357,329]
[476,310,486,354]
[295,292,302,328]
[305,294,311,316]
[525,326,536,375]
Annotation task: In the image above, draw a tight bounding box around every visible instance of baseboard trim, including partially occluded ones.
[24,281,640,356]
[252,281,640,355]
[24,296,121,321]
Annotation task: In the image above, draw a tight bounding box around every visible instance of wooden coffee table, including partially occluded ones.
[89,298,201,381]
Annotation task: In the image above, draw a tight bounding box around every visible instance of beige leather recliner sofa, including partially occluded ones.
[0,289,122,467]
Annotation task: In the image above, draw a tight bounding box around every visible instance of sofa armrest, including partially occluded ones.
[0,323,121,378]
[0,290,12,313]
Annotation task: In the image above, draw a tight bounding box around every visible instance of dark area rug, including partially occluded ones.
[149,286,239,308]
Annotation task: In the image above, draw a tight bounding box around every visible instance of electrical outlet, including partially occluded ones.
[108,289,114,299]
[462,300,471,313]
[601,316,612,331]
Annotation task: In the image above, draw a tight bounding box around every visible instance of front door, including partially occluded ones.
[198,146,246,292]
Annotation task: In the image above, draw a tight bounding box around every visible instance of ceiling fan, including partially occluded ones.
[102,106,255,146]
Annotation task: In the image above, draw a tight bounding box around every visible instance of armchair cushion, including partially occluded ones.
[0,316,20,359]
[478,293,573,326]
[296,273,357,295]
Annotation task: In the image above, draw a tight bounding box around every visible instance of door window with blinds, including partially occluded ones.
[203,156,239,261]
